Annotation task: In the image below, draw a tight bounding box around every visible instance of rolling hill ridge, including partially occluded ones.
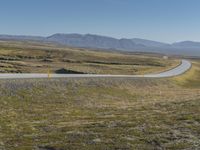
[0,33,199,56]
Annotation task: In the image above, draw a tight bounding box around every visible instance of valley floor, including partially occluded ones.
[0,40,179,75]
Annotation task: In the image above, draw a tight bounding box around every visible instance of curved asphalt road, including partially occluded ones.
[0,60,191,79]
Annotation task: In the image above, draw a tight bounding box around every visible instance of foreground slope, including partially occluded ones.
[0,60,199,150]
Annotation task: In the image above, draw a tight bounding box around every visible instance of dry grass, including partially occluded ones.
[0,40,179,75]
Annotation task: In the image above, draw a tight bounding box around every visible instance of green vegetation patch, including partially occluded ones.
[173,60,200,88]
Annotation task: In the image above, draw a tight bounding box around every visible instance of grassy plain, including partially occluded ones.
[0,40,199,149]
[0,40,179,75]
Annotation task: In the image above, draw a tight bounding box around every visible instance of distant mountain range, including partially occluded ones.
[0,33,200,56]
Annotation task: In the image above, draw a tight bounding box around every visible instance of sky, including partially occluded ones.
[0,0,200,43]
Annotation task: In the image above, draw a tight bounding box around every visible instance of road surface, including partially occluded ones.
[0,60,191,79]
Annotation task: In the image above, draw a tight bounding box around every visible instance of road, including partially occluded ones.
[0,60,191,79]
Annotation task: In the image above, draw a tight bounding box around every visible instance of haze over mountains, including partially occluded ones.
[0,33,199,56]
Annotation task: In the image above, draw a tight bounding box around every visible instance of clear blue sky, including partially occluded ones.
[0,0,200,43]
